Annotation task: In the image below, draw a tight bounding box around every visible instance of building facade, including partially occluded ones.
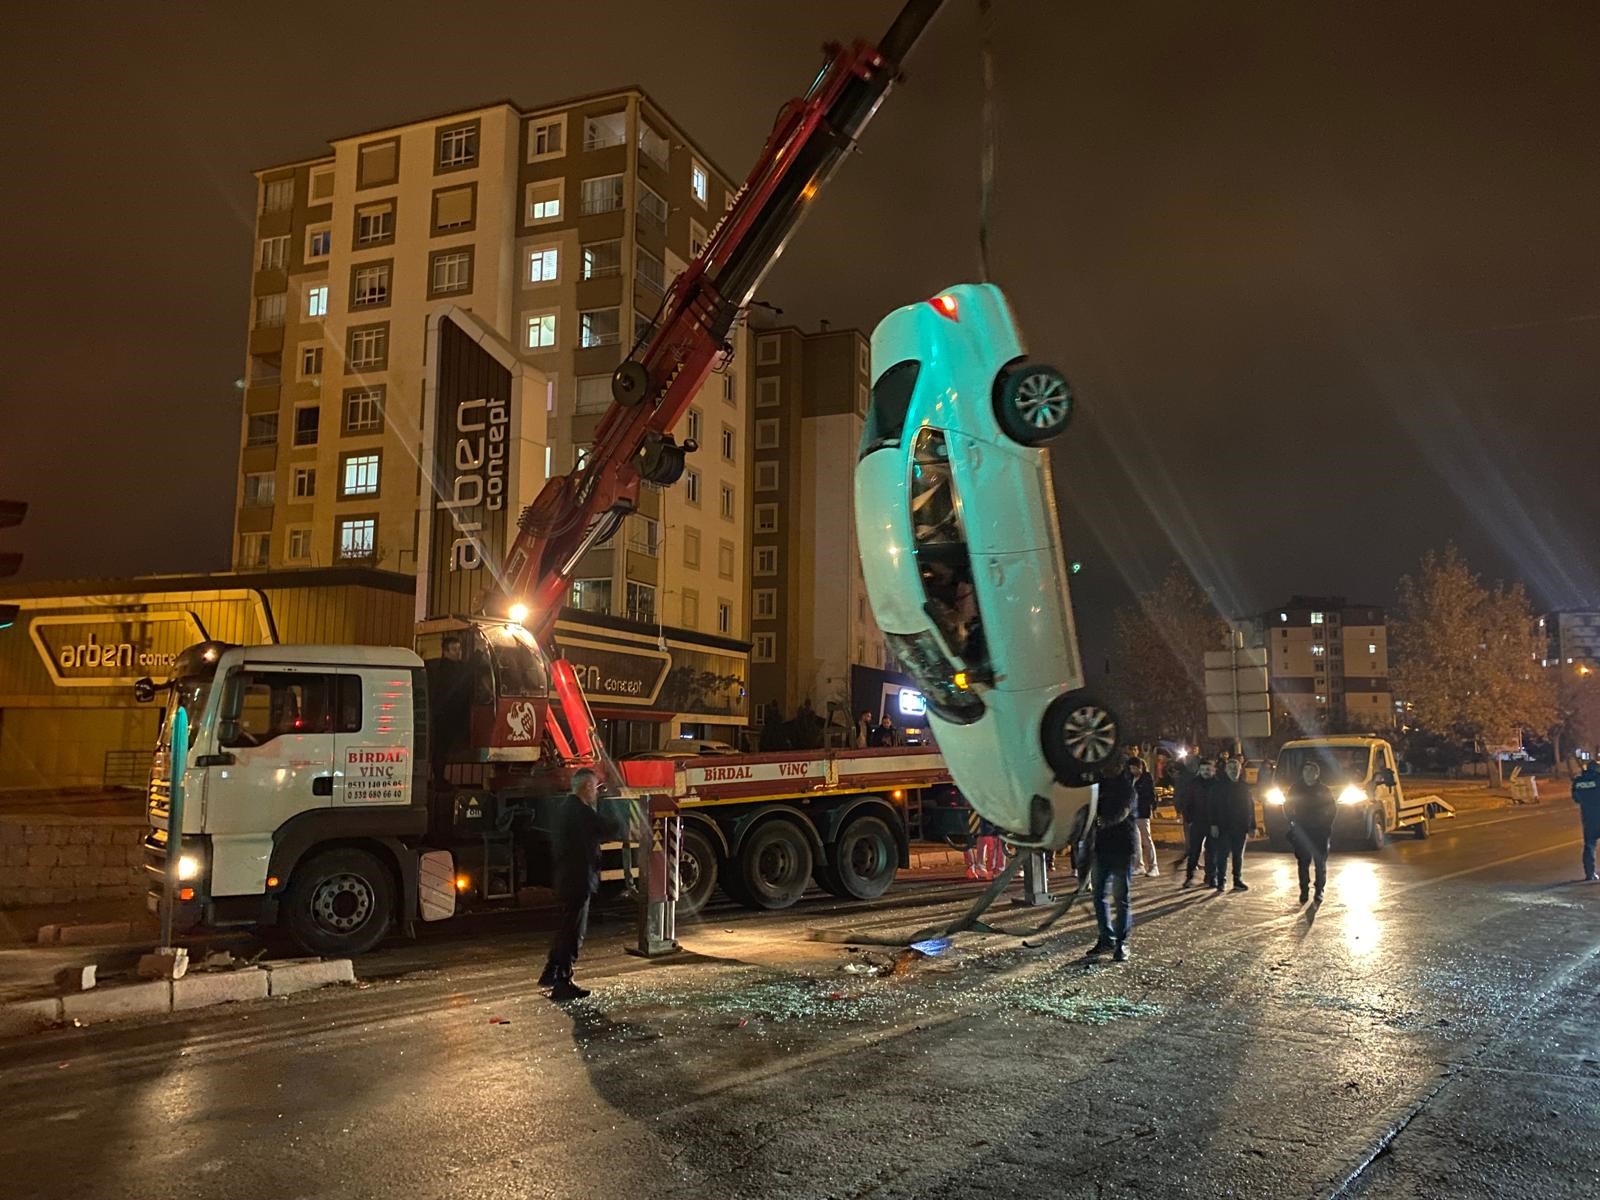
[234,91,754,748]
[746,323,886,723]
[1542,610,1600,668]
[1246,596,1392,734]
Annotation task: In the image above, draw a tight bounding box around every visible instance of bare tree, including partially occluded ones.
[1107,564,1229,745]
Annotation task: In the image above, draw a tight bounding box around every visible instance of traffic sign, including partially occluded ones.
[1204,641,1271,742]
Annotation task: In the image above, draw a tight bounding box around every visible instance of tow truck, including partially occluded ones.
[1261,736,1449,849]
[140,0,965,955]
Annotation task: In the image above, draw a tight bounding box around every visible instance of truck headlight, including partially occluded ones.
[1338,785,1367,806]
[177,853,202,881]
[1264,787,1286,806]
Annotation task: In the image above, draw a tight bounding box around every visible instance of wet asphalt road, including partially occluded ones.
[2,801,1597,1200]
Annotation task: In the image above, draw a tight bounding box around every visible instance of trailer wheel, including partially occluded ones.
[820,815,899,901]
[737,820,814,910]
[677,825,720,916]
[282,847,394,956]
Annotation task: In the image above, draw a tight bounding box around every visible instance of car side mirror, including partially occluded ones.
[133,677,157,703]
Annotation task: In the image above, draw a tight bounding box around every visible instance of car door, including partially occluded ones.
[335,668,415,808]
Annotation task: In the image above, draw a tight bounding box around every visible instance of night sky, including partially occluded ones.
[4,1,1596,664]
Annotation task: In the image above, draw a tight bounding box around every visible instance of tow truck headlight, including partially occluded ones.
[177,853,202,881]
[1264,787,1286,806]
[1338,785,1367,806]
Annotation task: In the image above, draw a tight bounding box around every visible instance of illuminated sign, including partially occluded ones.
[898,689,927,717]
[30,611,206,688]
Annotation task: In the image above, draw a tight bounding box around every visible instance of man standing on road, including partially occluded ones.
[1085,770,1137,962]
[1572,758,1600,882]
[540,767,609,1001]
[1212,757,1256,892]
[425,635,473,783]
[1179,758,1216,888]
[1127,756,1158,876]
[1286,759,1336,905]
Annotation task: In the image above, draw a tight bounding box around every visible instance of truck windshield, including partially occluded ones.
[158,678,211,751]
[883,630,984,725]
[1277,746,1369,785]
[486,624,550,698]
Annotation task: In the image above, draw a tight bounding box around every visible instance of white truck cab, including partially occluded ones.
[1261,736,1436,849]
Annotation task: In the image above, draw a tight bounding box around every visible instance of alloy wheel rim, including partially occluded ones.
[1016,374,1071,429]
[1064,706,1117,763]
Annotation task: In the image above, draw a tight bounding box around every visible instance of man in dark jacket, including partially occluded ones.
[1572,759,1600,882]
[1127,756,1158,876]
[1086,771,1138,962]
[1210,757,1257,892]
[1178,759,1216,888]
[425,635,473,783]
[1285,759,1337,904]
[540,767,610,1000]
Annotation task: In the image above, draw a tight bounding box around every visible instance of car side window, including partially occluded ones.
[910,428,988,674]
[223,672,336,748]
[858,359,919,459]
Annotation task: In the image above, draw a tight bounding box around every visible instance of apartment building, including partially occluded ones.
[1245,596,1392,734]
[746,322,886,721]
[1542,610,1600,668]
[233,91,751,747]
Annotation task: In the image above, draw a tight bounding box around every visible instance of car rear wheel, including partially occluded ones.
[993,361,1074,445]
[1041,691,1121,785]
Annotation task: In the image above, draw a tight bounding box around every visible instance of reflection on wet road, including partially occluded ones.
[2,802,1596,1200]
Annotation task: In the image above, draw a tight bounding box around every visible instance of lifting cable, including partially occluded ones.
[976,0,998,283]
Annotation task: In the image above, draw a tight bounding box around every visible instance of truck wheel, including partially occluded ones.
[823,815,899,901]
[993,361,1073,445]
[1411,815,1430,840]
[1041,691,1120,785]
[282,847,395,956]
[1365,809,1387,851]
[738,820,814,910]
[677,825,720,916]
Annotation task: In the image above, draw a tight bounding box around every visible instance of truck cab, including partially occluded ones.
[1261,736,1430,849]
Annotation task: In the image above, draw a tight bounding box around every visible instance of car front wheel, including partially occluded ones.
[993,361,1074,445]
[1041,691,1121,785]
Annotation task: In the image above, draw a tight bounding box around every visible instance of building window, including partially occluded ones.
[583,111,626,150]
[292,466,316,498]
[856,382,869,416]
[625,581,656,624]
[755,418,779,449]
[239,533,271,567]
[309,166,334,203]
[720,425,736,462]
[576,375,611,415]
[756,334,781,365]
[686,407,702,444]
[570,578,612,614]
[243,472,275,507]
[356,139,399,188]
[753,632,775,662]
[580,308,620,347]
[259,235,288,270]
[355,202,394,246]
[343,387,384,434]
[582,239,621,279]
[636,182,668,232]
[683,526,701,568]
[526,311,558,350]
[754,503,778,533]
[722,373,735,405]
[255,293,286,328]
[306,225,332,261]
[526,180,562,223]
[526,245,558,284]
[261,178,294,213]
[685,468,701,505]
[346,324,388,371]
[299,344,323,379]
[306,284,329,318]
[293,406,320,447]
[719,484,735,520]
[580,173,624,215]
[717,601,732,635]
[689,219,708,259]
[638,121,669,167]
[756,377,780,407]
[755,546,777,576]
[337,517,376,559]
[755,461,779,491]
[574,444,591,471]
[691,161,708,205]
[432,184,475,233]
[718,540,735,579]
[1310,611,1325,625]
[633,311,652,345]
[286,527,313,561]
[1311,644,1325,657]
[753,588,777,620]
[350,261,391,307]
[429,248,472,297]
[636,247,665,296]
[629,515,660,557]
[246,413,278,447]
[681,589,699,629]
[436,122,478,171]
[528,116,565,160]
[857,340,870,375]
[341,452,380,497]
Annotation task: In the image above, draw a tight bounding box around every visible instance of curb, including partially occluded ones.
[0,957,355,1038]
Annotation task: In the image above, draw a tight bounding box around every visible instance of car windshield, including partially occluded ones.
[1277,746,1369,785]
[858,359,920,459]
[909,428,989,674]
[884,630,984,725]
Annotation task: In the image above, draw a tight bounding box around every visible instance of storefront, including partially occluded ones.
[850,663,934,745]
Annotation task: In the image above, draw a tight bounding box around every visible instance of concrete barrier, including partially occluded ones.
[172,968,269,1011]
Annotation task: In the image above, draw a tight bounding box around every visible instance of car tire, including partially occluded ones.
[281,847,395,957]
[821,815,899,900]
[993,361,1074,446]
[737,820,814,910]
[1040,691,1121,785]
[677,824,720,916]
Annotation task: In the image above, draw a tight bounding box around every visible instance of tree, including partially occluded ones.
[1390,545,1556,777]
[1552,667,1600,770]
[1106,564,1230,745]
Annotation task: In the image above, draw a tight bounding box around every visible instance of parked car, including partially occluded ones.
[854,283,1119,847]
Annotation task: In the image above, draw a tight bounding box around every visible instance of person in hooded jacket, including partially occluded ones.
[1085,770,1138,962]
[1178,758,1217,888]
[1285,758,1337,904]
[1209,756,1257,891]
